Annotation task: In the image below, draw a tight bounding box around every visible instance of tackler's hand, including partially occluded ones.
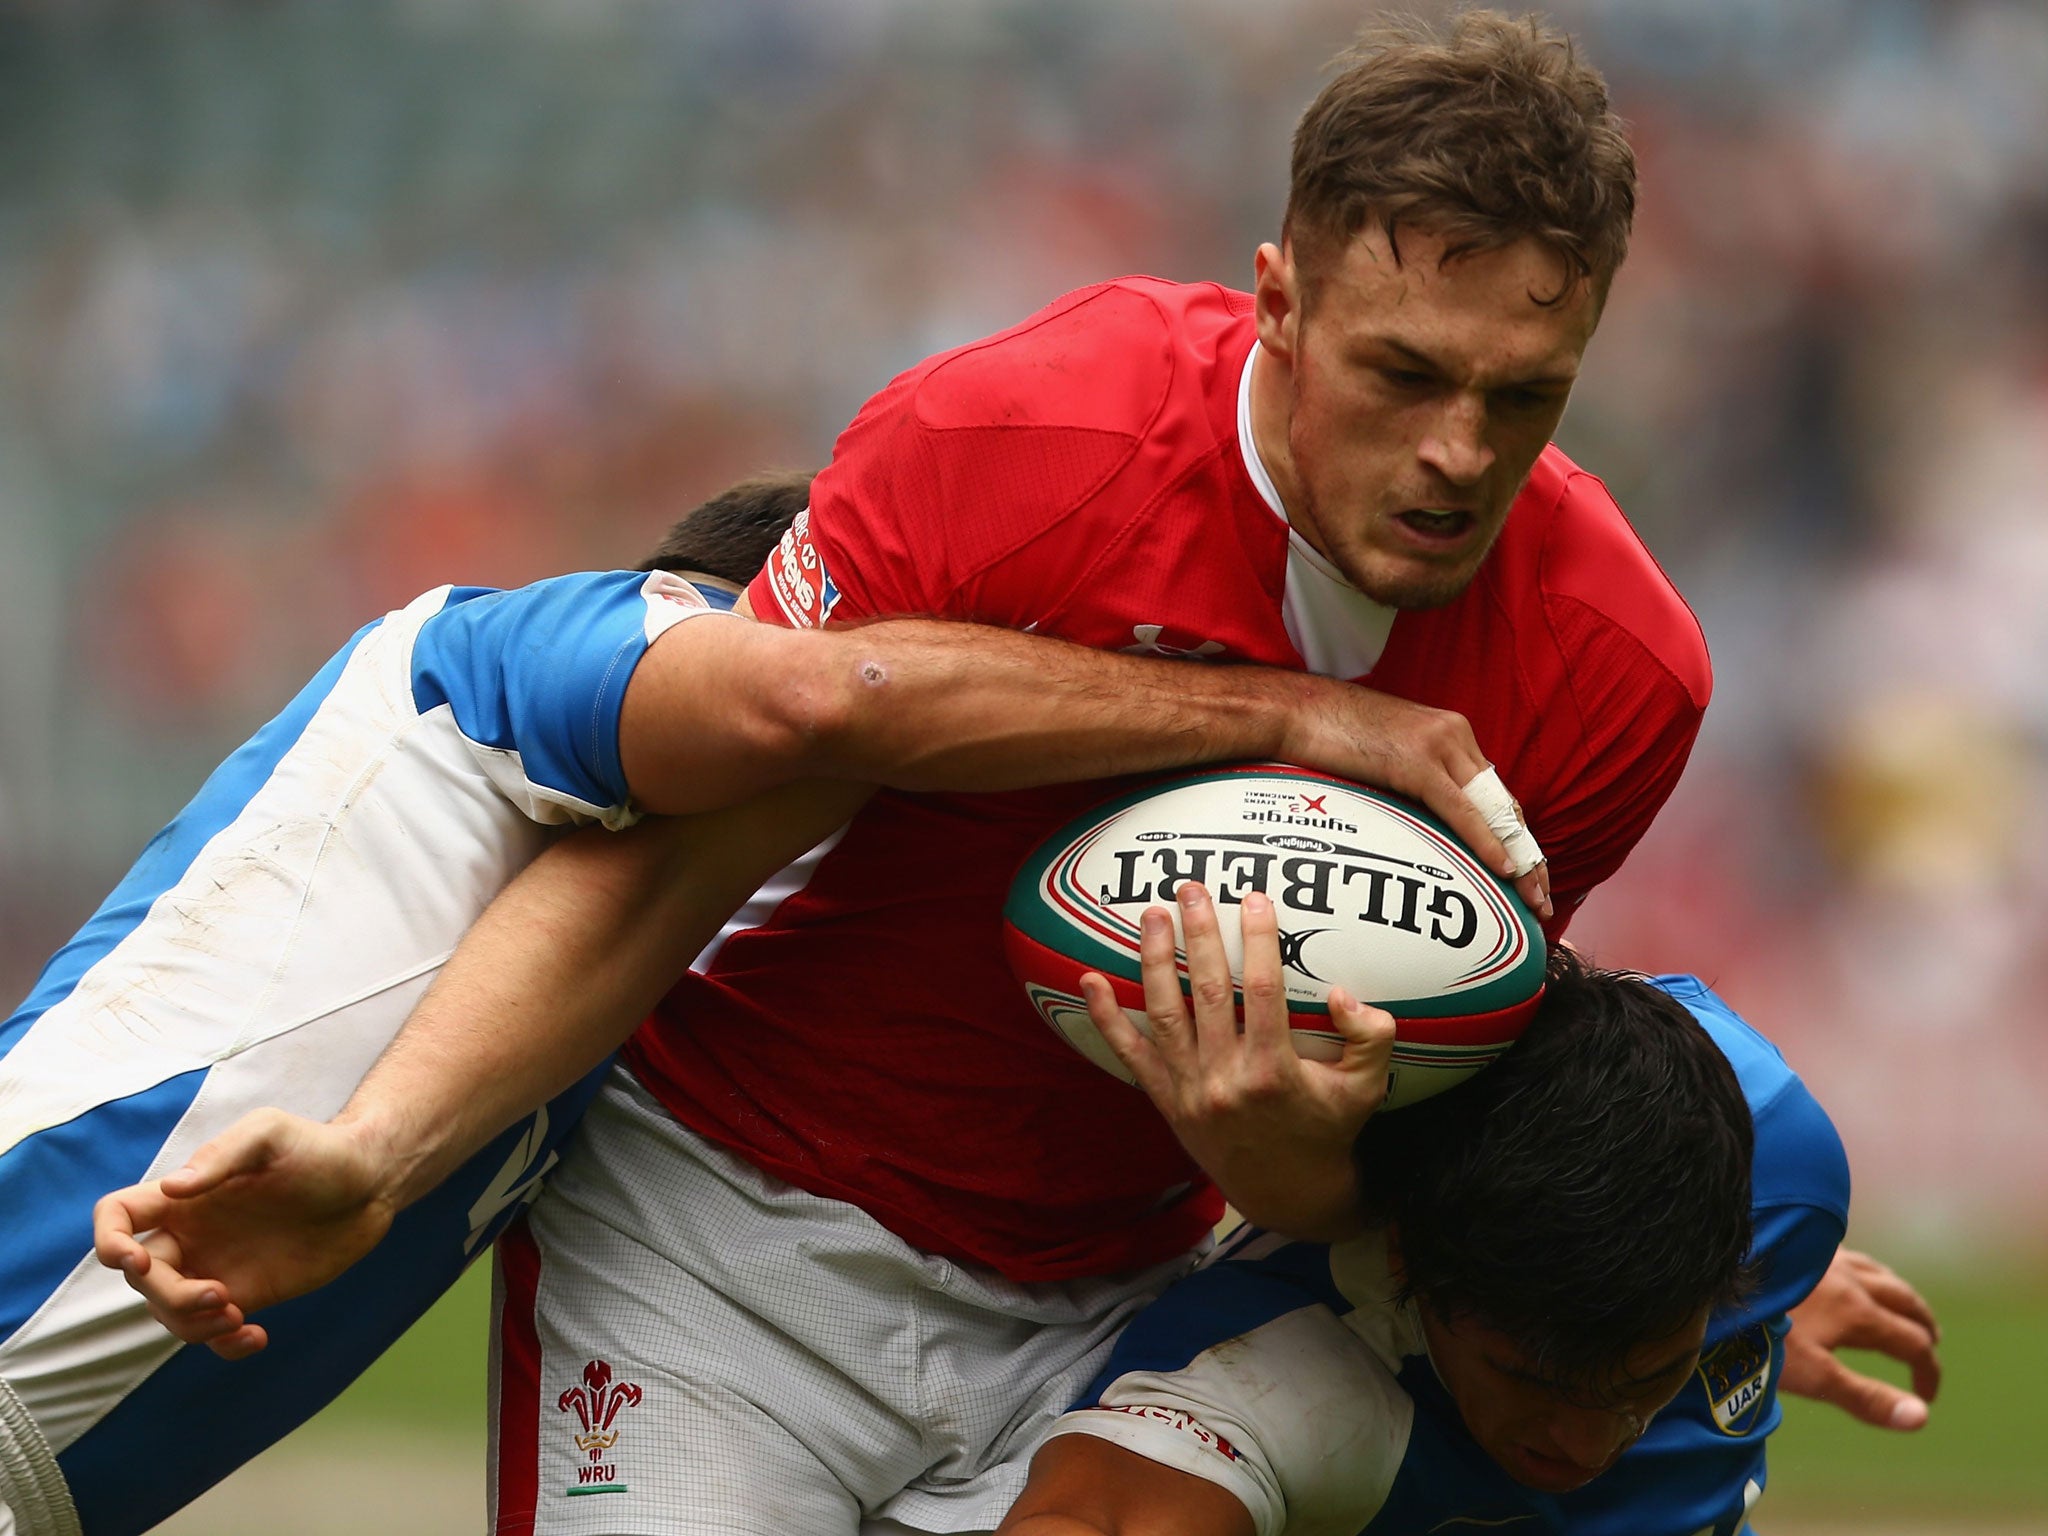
[1081,882,1395,1242]
[1781,1246,1942,1430]
[94,1108,397,1360]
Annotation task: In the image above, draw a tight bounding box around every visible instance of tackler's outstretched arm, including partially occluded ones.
[95,780,864,1358]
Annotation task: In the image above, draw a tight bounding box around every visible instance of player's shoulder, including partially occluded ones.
[1211,1229,1429,1375]
[1076,1229,1418,1535]
[812,278,1256,614]
[907,275,1248,440]
[417,569,728,650]
[409,569,734,820]
[1646,974,1802,1111]
[1111,1229,1345,1376]
[1648,975,1849,1220]
[1503,445,1712,714]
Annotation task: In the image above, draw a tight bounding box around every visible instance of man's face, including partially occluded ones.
[1418,1302,1710,1495]
[1253,224,1601,609]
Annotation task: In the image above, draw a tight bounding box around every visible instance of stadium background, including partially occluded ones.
[1,0,2042,1530]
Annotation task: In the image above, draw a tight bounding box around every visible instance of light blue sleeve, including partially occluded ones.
[408,571,734,823]
[1658,974,1852,1314]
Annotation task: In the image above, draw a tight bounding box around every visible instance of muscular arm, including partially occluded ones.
[998,1436,1254,1536]
[343,780,866,1209]
[99,599,1542,1333]
[96,781,867,1354]
[621,614,1309,806]
[626,602,1548,912]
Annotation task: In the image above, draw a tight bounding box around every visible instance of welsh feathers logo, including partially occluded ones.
[558,1359,643,1495]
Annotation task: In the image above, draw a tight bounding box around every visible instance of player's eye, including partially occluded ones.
[1381,366,1432,390]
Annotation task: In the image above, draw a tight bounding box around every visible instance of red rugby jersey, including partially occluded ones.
[624,278,1710,1281]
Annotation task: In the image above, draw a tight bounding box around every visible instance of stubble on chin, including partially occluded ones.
[1302,489,1501,611]
[1355,557,1484,611]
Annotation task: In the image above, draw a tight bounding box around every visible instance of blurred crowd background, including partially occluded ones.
[3,0,2045,1260]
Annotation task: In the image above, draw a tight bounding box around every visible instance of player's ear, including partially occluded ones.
[1253,240,1301,367]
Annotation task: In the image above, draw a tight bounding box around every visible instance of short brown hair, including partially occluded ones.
[636,469,815,584]
[1284,10,1636,305]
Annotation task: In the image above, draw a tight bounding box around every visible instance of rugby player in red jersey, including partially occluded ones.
[98,17,1933,1536]
[622,13,1704,1286]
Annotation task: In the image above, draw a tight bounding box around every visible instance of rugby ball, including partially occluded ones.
[1003,765,1545,1110]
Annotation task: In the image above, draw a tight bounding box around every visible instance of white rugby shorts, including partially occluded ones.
[490,1066,1202,1536]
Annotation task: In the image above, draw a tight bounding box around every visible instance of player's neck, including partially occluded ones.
[1247,344,1311,532]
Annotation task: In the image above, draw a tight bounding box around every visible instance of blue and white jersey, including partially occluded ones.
[0,569,732,1536]
[1049,977,1851,1536]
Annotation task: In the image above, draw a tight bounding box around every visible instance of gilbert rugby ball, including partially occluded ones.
[1003,765,1545,1110]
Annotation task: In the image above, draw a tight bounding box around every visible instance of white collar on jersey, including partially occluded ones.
[1236,342,1397,681]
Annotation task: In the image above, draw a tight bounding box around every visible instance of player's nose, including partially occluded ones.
[1416,393,1493,486]
[1540,1405,1636,1471]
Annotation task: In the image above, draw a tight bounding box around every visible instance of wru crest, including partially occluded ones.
[559,1359,644,1461]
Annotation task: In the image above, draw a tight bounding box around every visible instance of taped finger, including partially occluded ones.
[1462,766,1544,878]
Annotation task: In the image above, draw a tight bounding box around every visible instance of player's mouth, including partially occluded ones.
[1506,1443,1601,1493]
[1392,507,1481,550]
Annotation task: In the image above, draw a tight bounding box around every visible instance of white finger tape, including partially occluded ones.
[1461,766,1545,878]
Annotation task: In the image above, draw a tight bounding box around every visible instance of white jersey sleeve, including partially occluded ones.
[1047,1260,1414,1536]
[408,568,734,828]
